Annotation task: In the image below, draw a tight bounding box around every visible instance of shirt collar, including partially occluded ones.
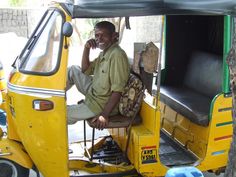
[100,42,118,60]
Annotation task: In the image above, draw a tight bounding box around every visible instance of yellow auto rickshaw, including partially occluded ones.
[0,0,236,177]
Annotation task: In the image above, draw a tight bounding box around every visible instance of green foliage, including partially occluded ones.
[84,19,103,39]
[8,0,26,7]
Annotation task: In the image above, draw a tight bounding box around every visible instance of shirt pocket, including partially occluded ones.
[100,68,109,90]
[93,64,110,96]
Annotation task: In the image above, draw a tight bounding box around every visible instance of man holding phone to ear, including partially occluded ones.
[66,21,130,130]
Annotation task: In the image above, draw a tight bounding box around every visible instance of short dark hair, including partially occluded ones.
[95,21,115,33]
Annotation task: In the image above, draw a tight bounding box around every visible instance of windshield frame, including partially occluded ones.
[18,8,65,76]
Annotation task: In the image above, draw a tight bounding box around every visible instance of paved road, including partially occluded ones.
[29,169,224,177]
[204,172,224,177]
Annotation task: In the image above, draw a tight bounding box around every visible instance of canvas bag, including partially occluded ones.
[119,73,144,118]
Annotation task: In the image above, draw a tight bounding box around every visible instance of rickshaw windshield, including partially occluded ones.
[19,9,63,74]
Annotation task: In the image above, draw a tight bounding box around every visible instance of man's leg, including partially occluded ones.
[67,102,96,124]
[66,65,92,95]
[66,65,95,124]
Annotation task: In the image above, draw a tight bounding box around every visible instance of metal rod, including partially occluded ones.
[85,147,91,160]
[83,120,86,147]
[0,152,12,156]
[90,128,95,161]
[155,15,165,108]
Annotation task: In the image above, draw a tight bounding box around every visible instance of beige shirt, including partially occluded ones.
[84,43,130,115]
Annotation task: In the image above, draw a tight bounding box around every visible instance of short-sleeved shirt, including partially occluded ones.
[84,43,130,115]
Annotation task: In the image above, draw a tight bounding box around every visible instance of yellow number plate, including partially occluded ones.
[141,146,157,164]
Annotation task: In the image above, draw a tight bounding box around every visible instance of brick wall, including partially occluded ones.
[0,8,162,41]
[0,8,45,38]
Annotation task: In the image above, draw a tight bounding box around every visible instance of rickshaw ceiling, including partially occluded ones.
[61,0,236,18]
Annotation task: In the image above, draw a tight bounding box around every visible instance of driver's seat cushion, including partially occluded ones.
[87,114,142,128]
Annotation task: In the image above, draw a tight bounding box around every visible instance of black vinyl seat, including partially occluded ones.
[160,51,222,126]
[160,86,212,126]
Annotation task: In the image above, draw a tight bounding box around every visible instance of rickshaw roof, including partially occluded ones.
[61,0,236,18]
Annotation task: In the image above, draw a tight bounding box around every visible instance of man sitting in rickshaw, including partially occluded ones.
[66,21,130,130]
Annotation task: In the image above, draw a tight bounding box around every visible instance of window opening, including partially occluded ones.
[20,10,62,73]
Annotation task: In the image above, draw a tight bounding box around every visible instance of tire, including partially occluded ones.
[0,159,29,177]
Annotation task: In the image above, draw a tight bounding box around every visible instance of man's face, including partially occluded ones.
[95,27,116,51]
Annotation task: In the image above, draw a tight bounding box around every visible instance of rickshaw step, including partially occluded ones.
[159,130,197,166]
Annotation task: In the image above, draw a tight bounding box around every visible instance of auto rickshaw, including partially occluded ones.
[0,0,236,177]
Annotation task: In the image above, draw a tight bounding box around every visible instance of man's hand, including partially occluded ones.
[90,92,121,130]
[91,114,109,130]
[85,39,97,49]
[82,39,97,72]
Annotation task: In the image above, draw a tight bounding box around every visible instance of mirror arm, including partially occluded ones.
[64,37,69,49]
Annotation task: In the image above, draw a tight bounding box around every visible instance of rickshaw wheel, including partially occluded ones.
[0,159,29,177]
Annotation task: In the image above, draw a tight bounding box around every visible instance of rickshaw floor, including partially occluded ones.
[92,136,130,165]
[159,130,197,166]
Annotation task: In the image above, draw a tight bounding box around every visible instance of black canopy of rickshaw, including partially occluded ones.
[61,0,236,18]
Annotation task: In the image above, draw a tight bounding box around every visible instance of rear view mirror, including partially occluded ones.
[63,22,73,37]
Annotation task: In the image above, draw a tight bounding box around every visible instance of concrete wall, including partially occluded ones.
[0,8,45,38]
[0,8,162,42]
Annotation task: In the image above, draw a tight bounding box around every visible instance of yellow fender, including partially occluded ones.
[0,66,7,111]
[0,136,33,169]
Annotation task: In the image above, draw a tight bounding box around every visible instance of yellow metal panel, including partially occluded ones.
[10,91,68,177]
[5,93,21,141]
[69,159,135,174]
[214,125,233,138]
[0,69,7,111]
[10,67,66,91]
[0,69,6,90]
[161,103,176,134]
[127,100,169,177]
[0,138,33,168]
[160,101,210,159]
[140,100,158,133]
[130,125,168,177]
[110,96,168,176]
[187,123,209,158]
[160,93,232,172]
[198,94,232,171]
[176,114,190,130]
[6,8,72,176]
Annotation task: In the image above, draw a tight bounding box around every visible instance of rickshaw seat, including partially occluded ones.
[160,86,212,126]
[160,51,222,126]
[87,114,142,128]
